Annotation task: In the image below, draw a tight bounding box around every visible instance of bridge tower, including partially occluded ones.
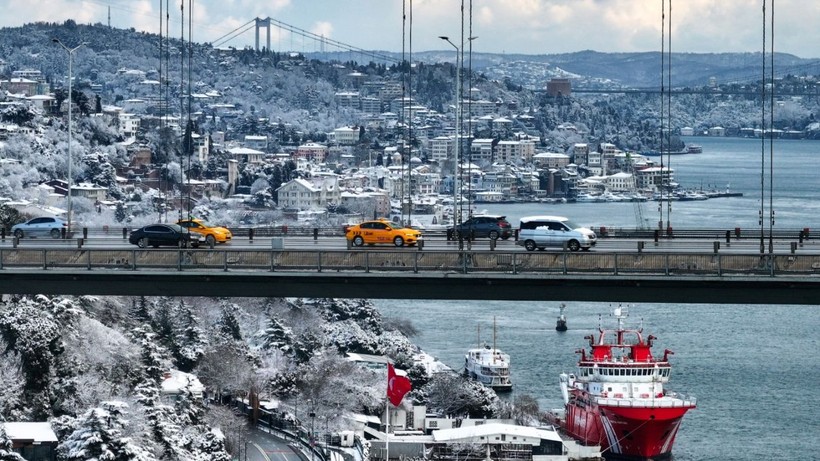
[255,17,271,52]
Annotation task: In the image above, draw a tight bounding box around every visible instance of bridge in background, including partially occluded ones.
[0,248,818,305]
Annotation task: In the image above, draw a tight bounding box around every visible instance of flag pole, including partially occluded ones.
[385,371,390,461]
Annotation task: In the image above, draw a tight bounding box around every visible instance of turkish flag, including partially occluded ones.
[387,363,412,406]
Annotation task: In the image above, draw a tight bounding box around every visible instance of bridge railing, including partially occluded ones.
[2,248,819,277]
[11,225,811,242]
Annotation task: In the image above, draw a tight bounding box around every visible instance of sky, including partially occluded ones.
[2,0,819,58]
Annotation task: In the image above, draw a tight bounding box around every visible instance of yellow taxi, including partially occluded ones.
[345,219,423,247]
[176,218,232,246]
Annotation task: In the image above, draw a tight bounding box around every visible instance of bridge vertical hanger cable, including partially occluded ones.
[458,0,465,229]
[185,0,194,218]
[179,0,184,220]
[408,0,414,227]
[665,0,672,232]
[759,0,766,253]
[164,0,170,223]
[158,0,164,223]
[400,0,406,225]
[658,0,665,230]
[467,0,473,222]
[768,0,775,254]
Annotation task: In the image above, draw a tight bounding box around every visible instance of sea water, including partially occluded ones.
[372,301,819,460]
[478,136,820,231]
[374,137,820,459]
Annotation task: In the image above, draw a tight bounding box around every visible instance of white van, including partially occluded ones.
[516,215,597,251]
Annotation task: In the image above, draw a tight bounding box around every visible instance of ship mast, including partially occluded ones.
[492,316,497,363]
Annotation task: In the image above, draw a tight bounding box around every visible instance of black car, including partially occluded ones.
[129,223,204,248]
[447,215,513,240]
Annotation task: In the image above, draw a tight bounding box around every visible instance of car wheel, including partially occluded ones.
[353,236,364,247]
[50,228,61,239]
[393,236,405,247]
[205,235,216,247]
[137,237,148,248]
[568,240,581,252]
[488,230,499,240]
[524,240,537,251]
[13,229,23,239]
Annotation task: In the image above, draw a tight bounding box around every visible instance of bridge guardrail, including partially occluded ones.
[3,226,810,241]
[1,248,819,277]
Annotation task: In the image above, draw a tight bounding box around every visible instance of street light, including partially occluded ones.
[439,35,477,243]
[52,38,87,235]
[439,36,461,240]
[309,411,316,461]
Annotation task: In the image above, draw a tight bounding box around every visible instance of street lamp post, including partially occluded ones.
[309,411,316,461]
[52,38,86,235]
[439,36,461,239]
[439,35,477,244]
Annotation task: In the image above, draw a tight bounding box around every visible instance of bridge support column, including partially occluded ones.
[713,241,720,254]
[791,242,797,254]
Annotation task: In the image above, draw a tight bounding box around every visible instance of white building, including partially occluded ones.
[276,177,341,210]
[428,136,453,163]
[332,126,361,145]
[228,146,265,164]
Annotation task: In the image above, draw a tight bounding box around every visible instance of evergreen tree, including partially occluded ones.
[0,297,63,419]
[128,297,151,324]
[172,301,205,373]
[56,401,155,461]
[0,425,25,461]
[193,429,231,461]
[217,301,243,342]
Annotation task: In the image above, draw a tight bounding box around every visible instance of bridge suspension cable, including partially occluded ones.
[212,18,256,48]
[213,16,400,63]
[264,17,400,63]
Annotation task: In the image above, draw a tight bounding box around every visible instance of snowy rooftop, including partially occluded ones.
[161,370,205,397]
[2,422,58,444]
[431,423,562,444]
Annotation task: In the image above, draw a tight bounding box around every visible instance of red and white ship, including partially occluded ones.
[550,306,696,460]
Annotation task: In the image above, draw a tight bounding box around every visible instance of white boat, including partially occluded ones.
[464,318,512,392]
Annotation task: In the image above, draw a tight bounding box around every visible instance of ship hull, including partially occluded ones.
[563,400,691,460]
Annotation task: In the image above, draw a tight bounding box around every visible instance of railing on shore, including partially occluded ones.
[2,247,819,277]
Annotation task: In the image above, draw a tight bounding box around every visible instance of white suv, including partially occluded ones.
[516,215,597,252]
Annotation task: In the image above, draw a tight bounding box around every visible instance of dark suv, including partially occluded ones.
[447,215,513,240]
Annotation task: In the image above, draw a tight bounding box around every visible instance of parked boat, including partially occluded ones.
[686,144,703,154]
[555,303,568,331]
[549,306,696,460]
[464,318,512,392]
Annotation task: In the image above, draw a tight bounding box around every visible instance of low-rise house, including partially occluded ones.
[228,146,265,164]
[2,422,58,461]
[276,177,340,210]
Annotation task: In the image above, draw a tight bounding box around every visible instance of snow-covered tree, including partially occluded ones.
[0,422,25,461]
[56,401,156,461]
